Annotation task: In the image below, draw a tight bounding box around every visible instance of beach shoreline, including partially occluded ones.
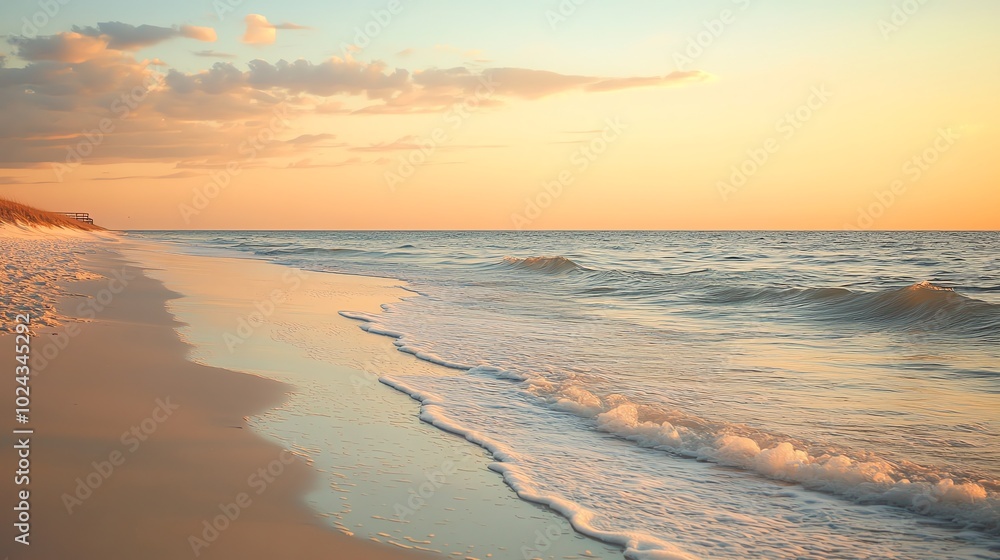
[120,237,627,559]
[5,226,995,560]
[119,230,999,560]
[0,231,434,559]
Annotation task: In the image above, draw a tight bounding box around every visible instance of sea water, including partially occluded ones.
[134,231,1000,559]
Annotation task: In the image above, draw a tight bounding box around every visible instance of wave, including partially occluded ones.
[516,371,1000,535]
[379,374,697,560]
[256,246,367,257]
[704,281,1000,339]
[505,365,1000,536]
[341,310,1000,540]
[584,397,999,534]
[500,256,585,274]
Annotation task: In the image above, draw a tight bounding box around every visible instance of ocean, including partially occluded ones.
[133,231,1000,559]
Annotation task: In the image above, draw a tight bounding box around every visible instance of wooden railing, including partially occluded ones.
[58,212,95,225]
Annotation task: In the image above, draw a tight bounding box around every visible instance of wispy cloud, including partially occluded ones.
[350,135,507,152]
[72,21,216,49]
[193,49,236,59]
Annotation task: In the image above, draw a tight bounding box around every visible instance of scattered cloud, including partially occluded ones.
[193,49,237,59]
[0,175,54,185]
[87,171,202,181]
[243,14,308,45]
[287,133,339,145]
[243,14,276,45]
[585,70,711,92]
[274,22,310,31]
[350,135,506,152]
[348,135,422,152]
[0,23,709,173]
[8,32,111,63]
[287,156,361,169]
[72,21,216,50]
[245,58,410,97]
[412,67,711,101]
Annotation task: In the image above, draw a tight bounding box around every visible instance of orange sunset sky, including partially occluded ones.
[0,1,997,230]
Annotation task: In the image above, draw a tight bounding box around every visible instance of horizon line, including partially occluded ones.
[119,229,1000,233]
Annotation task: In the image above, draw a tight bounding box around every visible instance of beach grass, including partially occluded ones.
[0,197,103,230]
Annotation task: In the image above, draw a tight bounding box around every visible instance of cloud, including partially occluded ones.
[0,36,288,169]
[348,135,421,152]
[8,32,111,63]
[165,62,246,94]
[287,156,361,169]
[413,67,710,101]
[273,22,310,30]
[0,28,710,173]
[243,15,276,45]
[245,59,410,98]
[243,14,308,45]
[0,175,54,185]
[181,26,218,42]
[349,135,506,152]
[71,21,216,50]
[85,171,202,181]
[585,70,711,92]
[164,57,412,100]
[193,49,236,59]
[7,21,222,64]
[163,58,701,115]
[287,133,338,145]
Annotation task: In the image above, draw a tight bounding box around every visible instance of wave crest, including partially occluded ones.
[705,281,999,339]
[257,246,363,257]
[501,256,584,274]
[571,397,999,533]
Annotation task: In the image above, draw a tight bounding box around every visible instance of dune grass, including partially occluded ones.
[0,198,103,230]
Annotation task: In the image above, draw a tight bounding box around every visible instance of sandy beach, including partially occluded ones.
[0,226,435,559]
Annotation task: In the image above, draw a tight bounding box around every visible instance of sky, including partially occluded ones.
[0,0,997,230]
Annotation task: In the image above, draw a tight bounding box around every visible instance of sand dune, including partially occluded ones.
[0,198,103,231]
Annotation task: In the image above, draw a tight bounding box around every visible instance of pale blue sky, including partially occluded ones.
[6,0,998,76]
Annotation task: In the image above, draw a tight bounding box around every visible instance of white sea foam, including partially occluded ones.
[379,375,699,560]
[591,402,997,531]
[345,308,1000,541]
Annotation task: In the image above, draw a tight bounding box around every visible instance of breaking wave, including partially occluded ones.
[500,256,585,274]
